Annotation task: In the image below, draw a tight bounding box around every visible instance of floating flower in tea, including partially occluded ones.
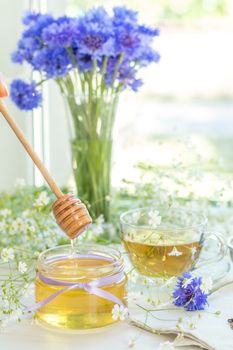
[168,247,183,256]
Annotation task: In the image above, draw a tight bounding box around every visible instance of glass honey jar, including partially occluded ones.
[35,243,127,330]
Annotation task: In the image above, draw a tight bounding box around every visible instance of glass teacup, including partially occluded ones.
[120,207,227,279]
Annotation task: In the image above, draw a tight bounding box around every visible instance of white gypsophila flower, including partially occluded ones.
[200,277,213,293]
[0,209,11,217]
[191,246,197,260]
[15,178,26,188]
[178,318,198,331]
[0,221,7,232]
[111,304,129,321]
[22,210,30,218]
[28,225,36,233]
[148,210,162,228]
[1,248,14,262]
[34,191,50,207]
[168,247,183,257]
[11,218,28,234]
[158,341,174,350]
[18,261,27,274]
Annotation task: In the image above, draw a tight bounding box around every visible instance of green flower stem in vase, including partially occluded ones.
[58,72,118,221]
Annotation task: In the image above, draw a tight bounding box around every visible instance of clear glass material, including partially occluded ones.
[120,207,226,278]
[59,71,119,222]
[35,243,127,331]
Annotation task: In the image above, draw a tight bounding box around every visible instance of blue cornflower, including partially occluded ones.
[84,7,112,29]
[22,13,54,40]
[76,53,93,72]
[22,11,41,25]
[11,6,161,98]
[114,23,142,58]
[113,7,138,26]
[74,25,114,58]
[118,64,143,91]
[105,58,142,91]
[32,47,72,78]
[11,37,41,64]
[173,272,209,311]
[137,47,161,67]
[138,25,160,37]
[10,80,42,111]
[42,19,75,47]
[73,8,114,59]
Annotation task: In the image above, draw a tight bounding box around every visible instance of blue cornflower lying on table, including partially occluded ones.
[172,272,212,311]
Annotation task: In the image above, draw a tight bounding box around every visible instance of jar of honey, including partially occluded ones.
[35,244,127,330]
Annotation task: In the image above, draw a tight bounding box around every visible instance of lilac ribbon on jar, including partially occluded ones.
[28,254,125,313]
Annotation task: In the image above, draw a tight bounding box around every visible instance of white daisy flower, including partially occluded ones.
[158,341,174,350]
[1,248,14,262]
[34,191,50,207]
[148,210,162,228]
[18,261,27,274]
[201,277,213,293]
[168,247,183,257]
[191,246,197,259]
[111,304,129,321]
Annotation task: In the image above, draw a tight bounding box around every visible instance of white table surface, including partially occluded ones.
[0,319,196,350]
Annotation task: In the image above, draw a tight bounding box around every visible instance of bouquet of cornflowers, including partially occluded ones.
[10,6,160,222]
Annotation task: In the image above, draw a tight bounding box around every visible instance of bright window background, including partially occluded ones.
[0,0,233,191]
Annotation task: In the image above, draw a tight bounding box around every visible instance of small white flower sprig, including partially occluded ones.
[0,182,67,328]
[0,247,35,329]
[0,183,61,252]
[112,304,129,321]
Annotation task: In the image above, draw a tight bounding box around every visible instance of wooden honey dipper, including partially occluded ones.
[0,77,92,240]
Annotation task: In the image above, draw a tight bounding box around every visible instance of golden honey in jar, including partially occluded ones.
[35,244,127,330]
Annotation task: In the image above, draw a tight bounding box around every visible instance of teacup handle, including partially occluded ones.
[194,232,227,269]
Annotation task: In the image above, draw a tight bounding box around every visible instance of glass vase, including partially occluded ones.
[63,90,119,222]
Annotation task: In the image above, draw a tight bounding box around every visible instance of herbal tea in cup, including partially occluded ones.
[120,207,227,278]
